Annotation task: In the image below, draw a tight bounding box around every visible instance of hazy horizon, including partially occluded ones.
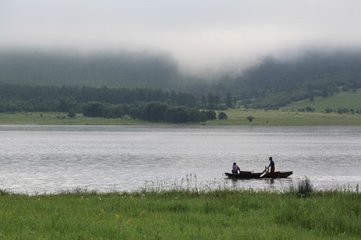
[1,0,361,76]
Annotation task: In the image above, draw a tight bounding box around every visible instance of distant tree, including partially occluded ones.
[163,106,204,123]
[129,106,142,119]
[165,106,189,123]
[218,112,228,120]
[82,102,106,117]
[337,108,350,114]
[105,104,127,118]
[67,110,76,119]
[201,95,207,108]
[305,106,315,112]
[187,108,206,122]
[207,93,215,109]
[58,99,76,112]
[206,93,221,109]
[142,102,169,121]
[226,92,233,108]
[325,107,333,113]
[202,110,216,120]
[247,116,255,123]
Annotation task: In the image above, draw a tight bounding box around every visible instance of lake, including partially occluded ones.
[0,125,360,194]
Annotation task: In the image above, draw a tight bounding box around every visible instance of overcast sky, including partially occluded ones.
[1,0,361,74]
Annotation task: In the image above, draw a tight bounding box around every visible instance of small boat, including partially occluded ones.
[225,171,293,179]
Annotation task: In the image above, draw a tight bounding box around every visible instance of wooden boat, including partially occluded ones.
[225,171,293,179]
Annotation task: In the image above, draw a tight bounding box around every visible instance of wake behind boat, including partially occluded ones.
[225,171,293,179]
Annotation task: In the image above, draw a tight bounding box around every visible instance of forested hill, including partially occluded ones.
[0,51,183,89]
[1,49,361,109]
[227,50,361,108]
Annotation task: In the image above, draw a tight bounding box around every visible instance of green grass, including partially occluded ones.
[1,109,361,126]
[0,112,145,125]
[285,90,361,112]
[0,190,360,239]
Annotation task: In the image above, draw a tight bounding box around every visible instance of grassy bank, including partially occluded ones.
[0,190,360,239]
[0,110,361,126]
[208,109,361,126]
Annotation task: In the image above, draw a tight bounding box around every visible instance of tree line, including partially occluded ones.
[0,84,196,111]
[0,84,229,123]
[81,102,227,123]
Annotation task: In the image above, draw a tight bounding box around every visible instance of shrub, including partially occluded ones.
[290,177,313,198]
[246,116,255,123]
[67,110,76,119]
[201,110,217,120]
[218,112,228,120]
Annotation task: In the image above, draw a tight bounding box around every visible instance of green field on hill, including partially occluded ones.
[285,90,361,112]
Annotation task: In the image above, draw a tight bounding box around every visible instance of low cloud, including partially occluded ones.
[1,0,361,76]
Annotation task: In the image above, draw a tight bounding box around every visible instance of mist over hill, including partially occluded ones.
[0,50,186,89]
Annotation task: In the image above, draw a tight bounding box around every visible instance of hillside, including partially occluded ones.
[227,49,361,108]
[284,89,361,113]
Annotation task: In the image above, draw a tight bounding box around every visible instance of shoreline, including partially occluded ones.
[1,177,360,196]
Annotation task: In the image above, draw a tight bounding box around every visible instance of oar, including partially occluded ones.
[260,166,269,178]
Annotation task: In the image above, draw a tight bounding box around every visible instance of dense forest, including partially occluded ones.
[1,48,361,110]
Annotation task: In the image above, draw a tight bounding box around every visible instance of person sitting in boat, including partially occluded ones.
[232,162,241,174]
[267,157,275,173]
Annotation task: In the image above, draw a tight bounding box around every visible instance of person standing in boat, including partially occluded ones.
[232,162,241,174]
[267,157,275,173]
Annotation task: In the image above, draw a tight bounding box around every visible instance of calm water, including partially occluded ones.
[0,125,360,194]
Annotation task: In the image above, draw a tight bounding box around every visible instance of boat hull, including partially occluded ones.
[225,171,292,179]
[225,171,262,179]
[261,171,293,178]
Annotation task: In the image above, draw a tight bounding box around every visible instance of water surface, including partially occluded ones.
[0,125,360,193]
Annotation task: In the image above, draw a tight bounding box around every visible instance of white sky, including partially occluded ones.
[1,0,361,74]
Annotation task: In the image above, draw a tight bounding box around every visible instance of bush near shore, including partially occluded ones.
[0,189,360,239]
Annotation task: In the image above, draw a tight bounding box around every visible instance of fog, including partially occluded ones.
[1,0,361,76]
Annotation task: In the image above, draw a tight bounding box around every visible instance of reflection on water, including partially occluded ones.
[0,125,360,194]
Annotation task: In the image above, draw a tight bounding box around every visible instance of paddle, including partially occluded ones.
[260,166,269,178]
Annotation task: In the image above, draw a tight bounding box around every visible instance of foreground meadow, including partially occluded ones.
[0,190,360,239]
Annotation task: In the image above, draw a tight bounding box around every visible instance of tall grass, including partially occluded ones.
[289,177,313,198]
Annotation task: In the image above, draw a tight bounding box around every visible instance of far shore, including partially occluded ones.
[1,109,361,126]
